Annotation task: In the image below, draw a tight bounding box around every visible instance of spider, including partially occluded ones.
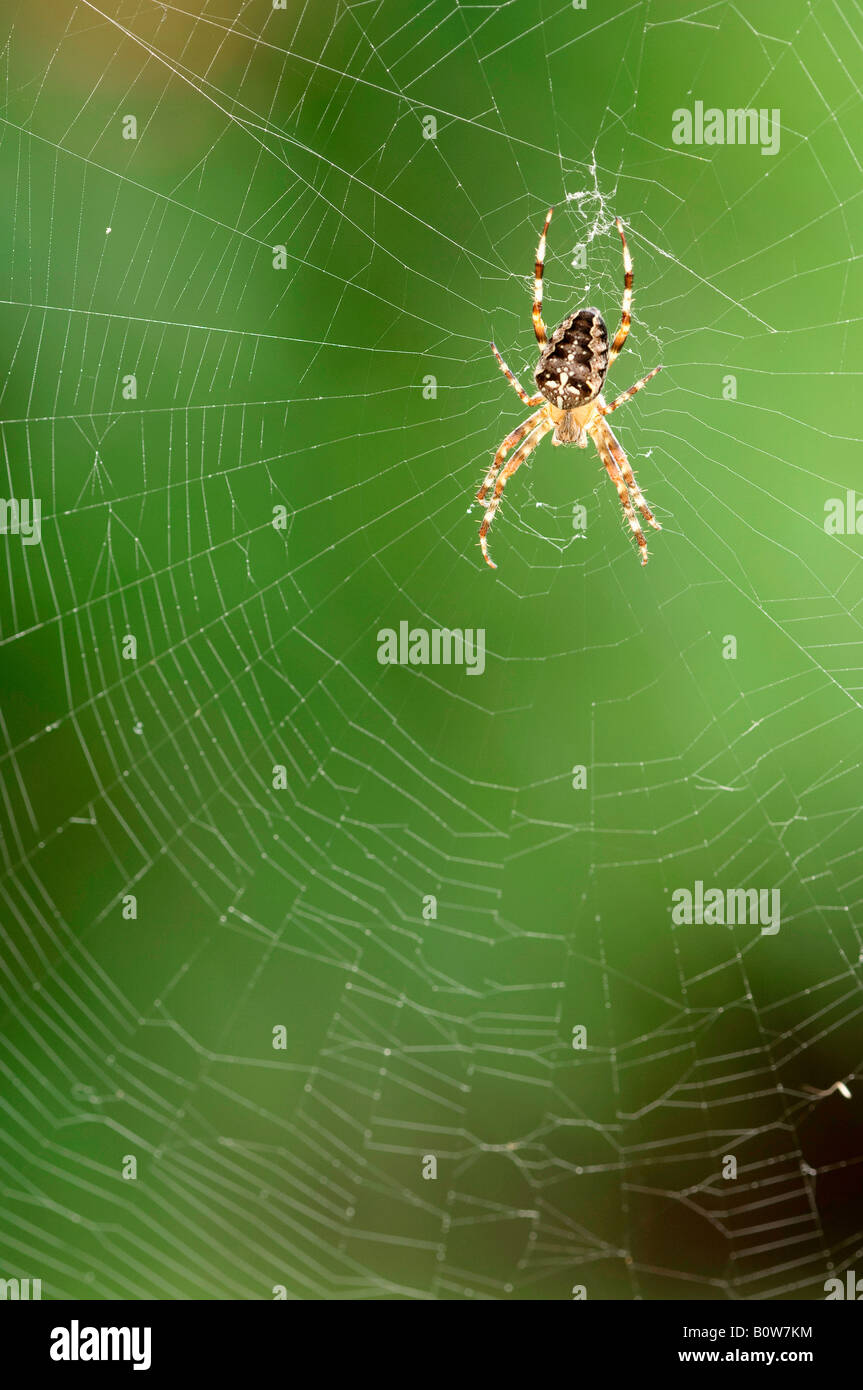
[477,209,663,568]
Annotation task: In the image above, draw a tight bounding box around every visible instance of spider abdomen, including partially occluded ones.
[534,307,609,409]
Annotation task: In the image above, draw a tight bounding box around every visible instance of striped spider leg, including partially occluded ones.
[490,341,544,408]
[599,364,664,417]
[589,415,659,566]
[478,415,554,568]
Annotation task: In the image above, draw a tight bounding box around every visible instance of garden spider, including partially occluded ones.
[477,209,663,568]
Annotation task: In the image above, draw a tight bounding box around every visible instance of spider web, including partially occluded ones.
[0,0,862,1301]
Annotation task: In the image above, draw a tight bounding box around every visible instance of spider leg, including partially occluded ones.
[479,417,553,569]
[599,365,663,416]
[490,341,544,406]
[532,207,553,349]
[477,406,547,502]
[607,217,633,370]
[590,425,650,565]
[592,414,658,550]
[596,416,661,533]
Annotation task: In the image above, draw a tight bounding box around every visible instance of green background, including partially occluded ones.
[0,0,861,1300]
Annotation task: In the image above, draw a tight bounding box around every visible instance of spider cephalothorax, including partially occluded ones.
[476,209,663,566]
